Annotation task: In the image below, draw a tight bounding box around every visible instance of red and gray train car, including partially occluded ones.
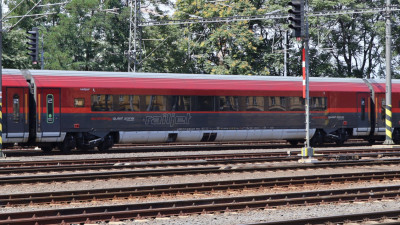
[1,69,398,152]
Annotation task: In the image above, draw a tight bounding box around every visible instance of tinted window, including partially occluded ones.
[12,94,20,122]
[310,97,327,111]
[118,95,140,111]
[246,96,264,111]
[197,96,215,111]
[146,95,166,111]
[91,94,113,111]
[218,96,239,111]
[170,96,191,111]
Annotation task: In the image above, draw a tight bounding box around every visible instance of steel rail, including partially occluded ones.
[1,163,400,185]
[3,157,400,176]
[0,153,297,168]
[1,148,400,168]
[0,140,386,156]
[3,185,400,224]
[3,172,400,207]
[246,209,400,225]
[0,156,300,175]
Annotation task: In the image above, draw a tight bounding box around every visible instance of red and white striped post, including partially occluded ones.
[302,48,306,99]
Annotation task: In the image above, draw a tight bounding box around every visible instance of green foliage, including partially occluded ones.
[3,30,33,69]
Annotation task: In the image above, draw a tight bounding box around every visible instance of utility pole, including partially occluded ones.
[384,0,394,145]
[128,0,142,72]
[288,0,316,162]
[284,30,287,77]
[302,0,318,162]
[0,1,3,158]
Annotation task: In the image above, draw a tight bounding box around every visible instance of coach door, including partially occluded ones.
[38,88,61,137]
[375,93,386,135]
[357,93,369,124]
[5,87,28,138]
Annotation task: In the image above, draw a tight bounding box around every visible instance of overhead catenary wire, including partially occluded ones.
[140,6,400,27]
[2,0,25,21]
[7,0,43,31]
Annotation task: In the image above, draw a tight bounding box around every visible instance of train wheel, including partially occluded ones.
[335,139,344,146]
[59,143,72,153]
[98,135,114,151]
[288,140,299,146]
[59,134,76,153]
[393,129,400,144]
[310,130,324,147]
[41,146,53,152]
[78,146,93,151]
[368,139,376,145]
[335,129,347,146]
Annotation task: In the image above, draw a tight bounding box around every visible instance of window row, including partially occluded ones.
[87,95,327,112]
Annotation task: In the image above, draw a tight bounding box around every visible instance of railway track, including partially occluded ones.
[3,157,400,177]
[2,147,400,169]
[3,171,400,207]
[2,162,400,184]
[1,139,371,156]
[249,210,400,225]
[3,184,400,224]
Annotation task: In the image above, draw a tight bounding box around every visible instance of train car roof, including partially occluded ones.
[365,79,400,94]
[3,69,371,93]
[2,73,29,87]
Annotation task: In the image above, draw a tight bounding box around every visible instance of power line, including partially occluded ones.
[37,2,69,7]
[140,6,400,27]
[5,12,58,19]
[8,0,43,31]
[140,12,287,26]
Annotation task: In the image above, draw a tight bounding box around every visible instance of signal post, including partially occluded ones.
[288,0,316,163]
[0,2,3,158]
[27,27,39,64]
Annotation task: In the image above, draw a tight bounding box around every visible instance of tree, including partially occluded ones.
[310,0,390,78]
[173,0,269,75]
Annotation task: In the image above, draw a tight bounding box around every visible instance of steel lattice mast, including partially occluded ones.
[128,0,143,72]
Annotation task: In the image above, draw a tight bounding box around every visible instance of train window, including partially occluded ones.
[12,94,20,122]
[381,98,386,121]
[145,95,166,111]
[74,98,85,108]
[46,94,54,123]
[270,97,276,106]
[218,96,239,111]
[91,94,113,111]
[197,96,215,111]
[117,95,140,111]
[267,96,286,111]
[287,97,305,111]
[170,96,191,111]
[310,97,327,111]
[246,96,264,111]
[361,98,365,121]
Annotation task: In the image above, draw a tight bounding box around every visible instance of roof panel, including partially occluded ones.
[30,75,370,93]
[3,69,372,92]
[3,74,29,87]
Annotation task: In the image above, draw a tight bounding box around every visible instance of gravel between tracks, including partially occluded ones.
[1,146,400,224]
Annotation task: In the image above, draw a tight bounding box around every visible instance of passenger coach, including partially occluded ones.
[1,69,397,152]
